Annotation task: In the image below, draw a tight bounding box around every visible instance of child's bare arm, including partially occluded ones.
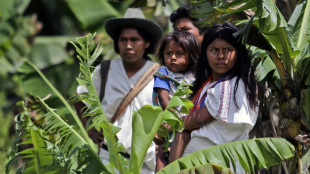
[154,88,171,145]
[157,88,170,110]
[169,131,191,163]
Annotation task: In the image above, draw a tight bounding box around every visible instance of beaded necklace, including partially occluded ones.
[190,74,230,113]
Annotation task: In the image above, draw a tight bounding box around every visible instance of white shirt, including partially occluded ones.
[192,77,258,143]
[184,77,258,153]
[77,58,156,171]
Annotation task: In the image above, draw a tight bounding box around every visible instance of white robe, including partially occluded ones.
[183,77,258,174]
[77,58,156,173]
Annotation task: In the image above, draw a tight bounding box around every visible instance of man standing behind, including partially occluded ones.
[170,5,206,47]
[76,8,163,173]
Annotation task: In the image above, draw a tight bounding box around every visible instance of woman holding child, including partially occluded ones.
[168,21,259,173]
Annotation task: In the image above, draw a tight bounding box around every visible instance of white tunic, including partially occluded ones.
[77,58,156,173]
[183,77,258,173]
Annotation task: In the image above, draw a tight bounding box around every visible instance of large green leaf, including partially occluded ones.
[302,88,310,130]
[65,0,121,31]
[158,138,295,174]
[296,42,310,88]
[130,105,163,173]
[255,54,277,82]
[29,36,73,69]
[290,0,310,49]
[301,147,310,171]
[0,0,30,20]
[291,1,310,88]
[176,163,232,174]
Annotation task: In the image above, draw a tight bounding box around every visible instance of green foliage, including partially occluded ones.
[17,60,91,145]
[65,0,121,32]
[130,105,163,173]
[5,33,115,174]
[159,138,295,174]
[2,1,304,172]
[176,163,233,174]
[5,32,297,174]
[70,33,128,173]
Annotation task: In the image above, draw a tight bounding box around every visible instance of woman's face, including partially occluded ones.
[206,38,237,81]
[164,40,189,73]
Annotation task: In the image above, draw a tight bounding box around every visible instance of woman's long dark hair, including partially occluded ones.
[191,22,258,109]
[156,30,199,73]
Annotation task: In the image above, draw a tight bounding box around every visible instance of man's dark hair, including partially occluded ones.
[170,5,206,34]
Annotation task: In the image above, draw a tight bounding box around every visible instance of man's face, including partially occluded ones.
[118,28,150,63]
[174,17,203,46]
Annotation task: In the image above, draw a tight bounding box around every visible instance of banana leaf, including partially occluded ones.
[130,105,163,173]
[176,163,232,174]
[65,0,121,32]
[0,0,30,20]
[129,82,192,173]
[158,138,295,174]
[29,36,73,69]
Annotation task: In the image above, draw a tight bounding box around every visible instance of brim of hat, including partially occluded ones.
[105,18,163,45]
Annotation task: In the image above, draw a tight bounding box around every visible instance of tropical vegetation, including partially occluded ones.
[1,0,309,173]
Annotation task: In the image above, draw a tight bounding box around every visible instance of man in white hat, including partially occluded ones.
[76,8,163,173]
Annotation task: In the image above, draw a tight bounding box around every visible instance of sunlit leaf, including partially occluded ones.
[159,138,295,174]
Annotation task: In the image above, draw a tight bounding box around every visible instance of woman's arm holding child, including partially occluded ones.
[182,106,214,130]
[169,106,214,162]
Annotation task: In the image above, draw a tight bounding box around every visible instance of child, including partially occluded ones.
[152,30,199,171]
[169,22,258,173]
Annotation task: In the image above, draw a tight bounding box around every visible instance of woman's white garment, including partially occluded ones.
[77,58,156,173]
[183,77,258,173]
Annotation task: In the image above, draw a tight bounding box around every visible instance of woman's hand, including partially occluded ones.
[154,133,165,145]
[182,106,214,130]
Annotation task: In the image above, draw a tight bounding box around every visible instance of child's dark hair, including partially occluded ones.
[157,30,199,73]
[192,21,258,109]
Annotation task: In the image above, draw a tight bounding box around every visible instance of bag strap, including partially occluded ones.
[153,71,181,85]
[110,63,160,123]
[99,60,111,102]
